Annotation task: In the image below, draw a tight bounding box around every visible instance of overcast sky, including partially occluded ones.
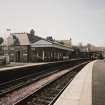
[0,0,105,46]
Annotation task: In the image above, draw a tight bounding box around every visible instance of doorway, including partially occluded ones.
[16,51,20,62]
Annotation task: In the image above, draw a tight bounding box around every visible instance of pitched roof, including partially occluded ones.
[31,40,52,47]
[31,39,73,51]
[11,33,30,45]
[9,33,42,45]
[27,34,42,43]
[7,33,73,51]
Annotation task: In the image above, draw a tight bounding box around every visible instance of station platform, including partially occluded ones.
[1,60,84,84]
[0,62,48,72]
[54,60,105,105]
[0,59,86,72]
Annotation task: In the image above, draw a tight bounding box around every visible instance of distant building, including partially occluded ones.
[57,38,72,48]
[76,44,104,59]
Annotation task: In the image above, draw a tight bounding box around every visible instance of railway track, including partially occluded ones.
[0,60,89,105]
[15,62,87,105]
[0,59,86,97]
[0,62,75,97]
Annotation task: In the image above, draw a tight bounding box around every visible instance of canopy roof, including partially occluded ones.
[31,39,73,51]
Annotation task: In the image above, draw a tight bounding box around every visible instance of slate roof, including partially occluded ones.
[11,33,30,45]
[27,33,42,44]
[31,39,73,51]
[10,33,42,45]
[8,33,73,51]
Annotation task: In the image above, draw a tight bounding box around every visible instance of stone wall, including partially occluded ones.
[8,45,30,62]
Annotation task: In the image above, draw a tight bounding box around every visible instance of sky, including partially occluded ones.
[0,0,105,46]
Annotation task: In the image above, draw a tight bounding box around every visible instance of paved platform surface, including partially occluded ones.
[54,60,105,105]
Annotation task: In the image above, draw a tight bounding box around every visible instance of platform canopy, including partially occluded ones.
[31,39,73,51]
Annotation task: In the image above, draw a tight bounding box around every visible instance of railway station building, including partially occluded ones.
[6,31,73,62]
